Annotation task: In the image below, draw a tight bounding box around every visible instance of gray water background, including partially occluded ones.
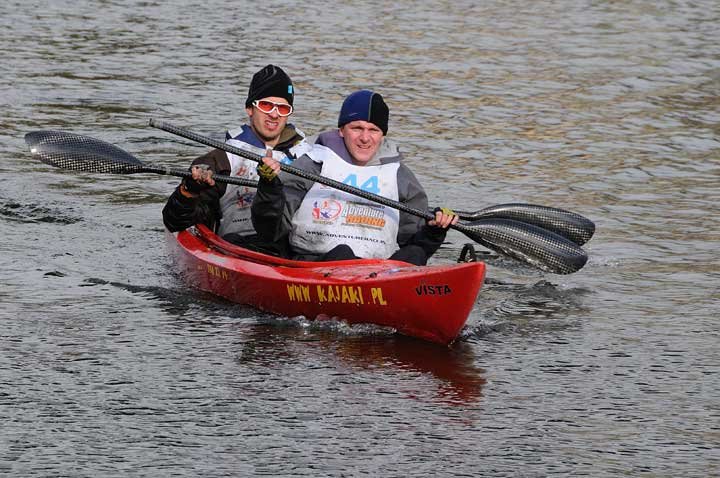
[1,1,719,476]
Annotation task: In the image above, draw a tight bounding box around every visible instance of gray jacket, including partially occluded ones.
[252,129,447,260]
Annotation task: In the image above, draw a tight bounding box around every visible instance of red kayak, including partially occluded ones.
[168,225,486,345]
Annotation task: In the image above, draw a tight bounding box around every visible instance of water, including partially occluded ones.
[2,1,719,476]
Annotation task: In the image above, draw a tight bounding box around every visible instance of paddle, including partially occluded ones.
[149,119,588,274]
[24,130,258,188]
[23,130,593,245]
[25,127,590,273]
[452,204,595,246]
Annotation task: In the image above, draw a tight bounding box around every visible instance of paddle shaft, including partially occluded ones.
[154,172,577,230]
[150,120,437,222]
[142,166,257,188]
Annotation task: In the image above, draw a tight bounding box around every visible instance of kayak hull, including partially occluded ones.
[168,225,486,345]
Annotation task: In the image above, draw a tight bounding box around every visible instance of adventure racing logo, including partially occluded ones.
[312,200,386,229]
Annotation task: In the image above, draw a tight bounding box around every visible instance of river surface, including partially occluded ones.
[2,1,719,476]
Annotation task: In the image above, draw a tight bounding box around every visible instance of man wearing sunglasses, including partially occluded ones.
[251,89,458,266]
[162,64,310,248]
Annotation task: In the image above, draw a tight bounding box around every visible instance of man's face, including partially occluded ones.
[339,120,384,166]
[246,96,292,145]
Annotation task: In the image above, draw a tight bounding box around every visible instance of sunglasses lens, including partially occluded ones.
[276,104,292,116]
[255,100,274,113]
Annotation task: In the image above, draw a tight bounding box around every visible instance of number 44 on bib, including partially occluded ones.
[342,174,380,194]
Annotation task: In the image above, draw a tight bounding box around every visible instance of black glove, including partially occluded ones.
[181,165,214,194]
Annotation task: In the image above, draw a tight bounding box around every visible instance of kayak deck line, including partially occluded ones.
[194,224,413,272]
[168,225,486,345]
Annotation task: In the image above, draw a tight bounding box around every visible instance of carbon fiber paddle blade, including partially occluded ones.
[461,218,588,274]
[474,203,595,246]
[25,130,146,174]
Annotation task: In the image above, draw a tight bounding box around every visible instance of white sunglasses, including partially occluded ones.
[252,100,293,117]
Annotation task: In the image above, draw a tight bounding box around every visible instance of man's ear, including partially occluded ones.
[246,106,254,118]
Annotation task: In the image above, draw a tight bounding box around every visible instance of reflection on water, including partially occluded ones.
[330,337,487,406]
[238,326,486,406]
[83,279,486,405]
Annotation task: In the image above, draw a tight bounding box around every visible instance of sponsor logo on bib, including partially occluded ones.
[235,187,254,208]
[342,202,386,229]
[312,199,342,222]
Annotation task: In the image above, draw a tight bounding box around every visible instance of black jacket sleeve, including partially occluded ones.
[401,223,448,258]
[161,149,230,232]
[395,164,447,258]
[251,155,318,253]
[250,174,285,242]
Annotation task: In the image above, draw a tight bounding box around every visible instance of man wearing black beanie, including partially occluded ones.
[162,64,310,251]
[245,64,295,108]
[251,89,458,266]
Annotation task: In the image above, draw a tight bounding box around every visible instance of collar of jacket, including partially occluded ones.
[225,124,305,154]
[313,129,402,166]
